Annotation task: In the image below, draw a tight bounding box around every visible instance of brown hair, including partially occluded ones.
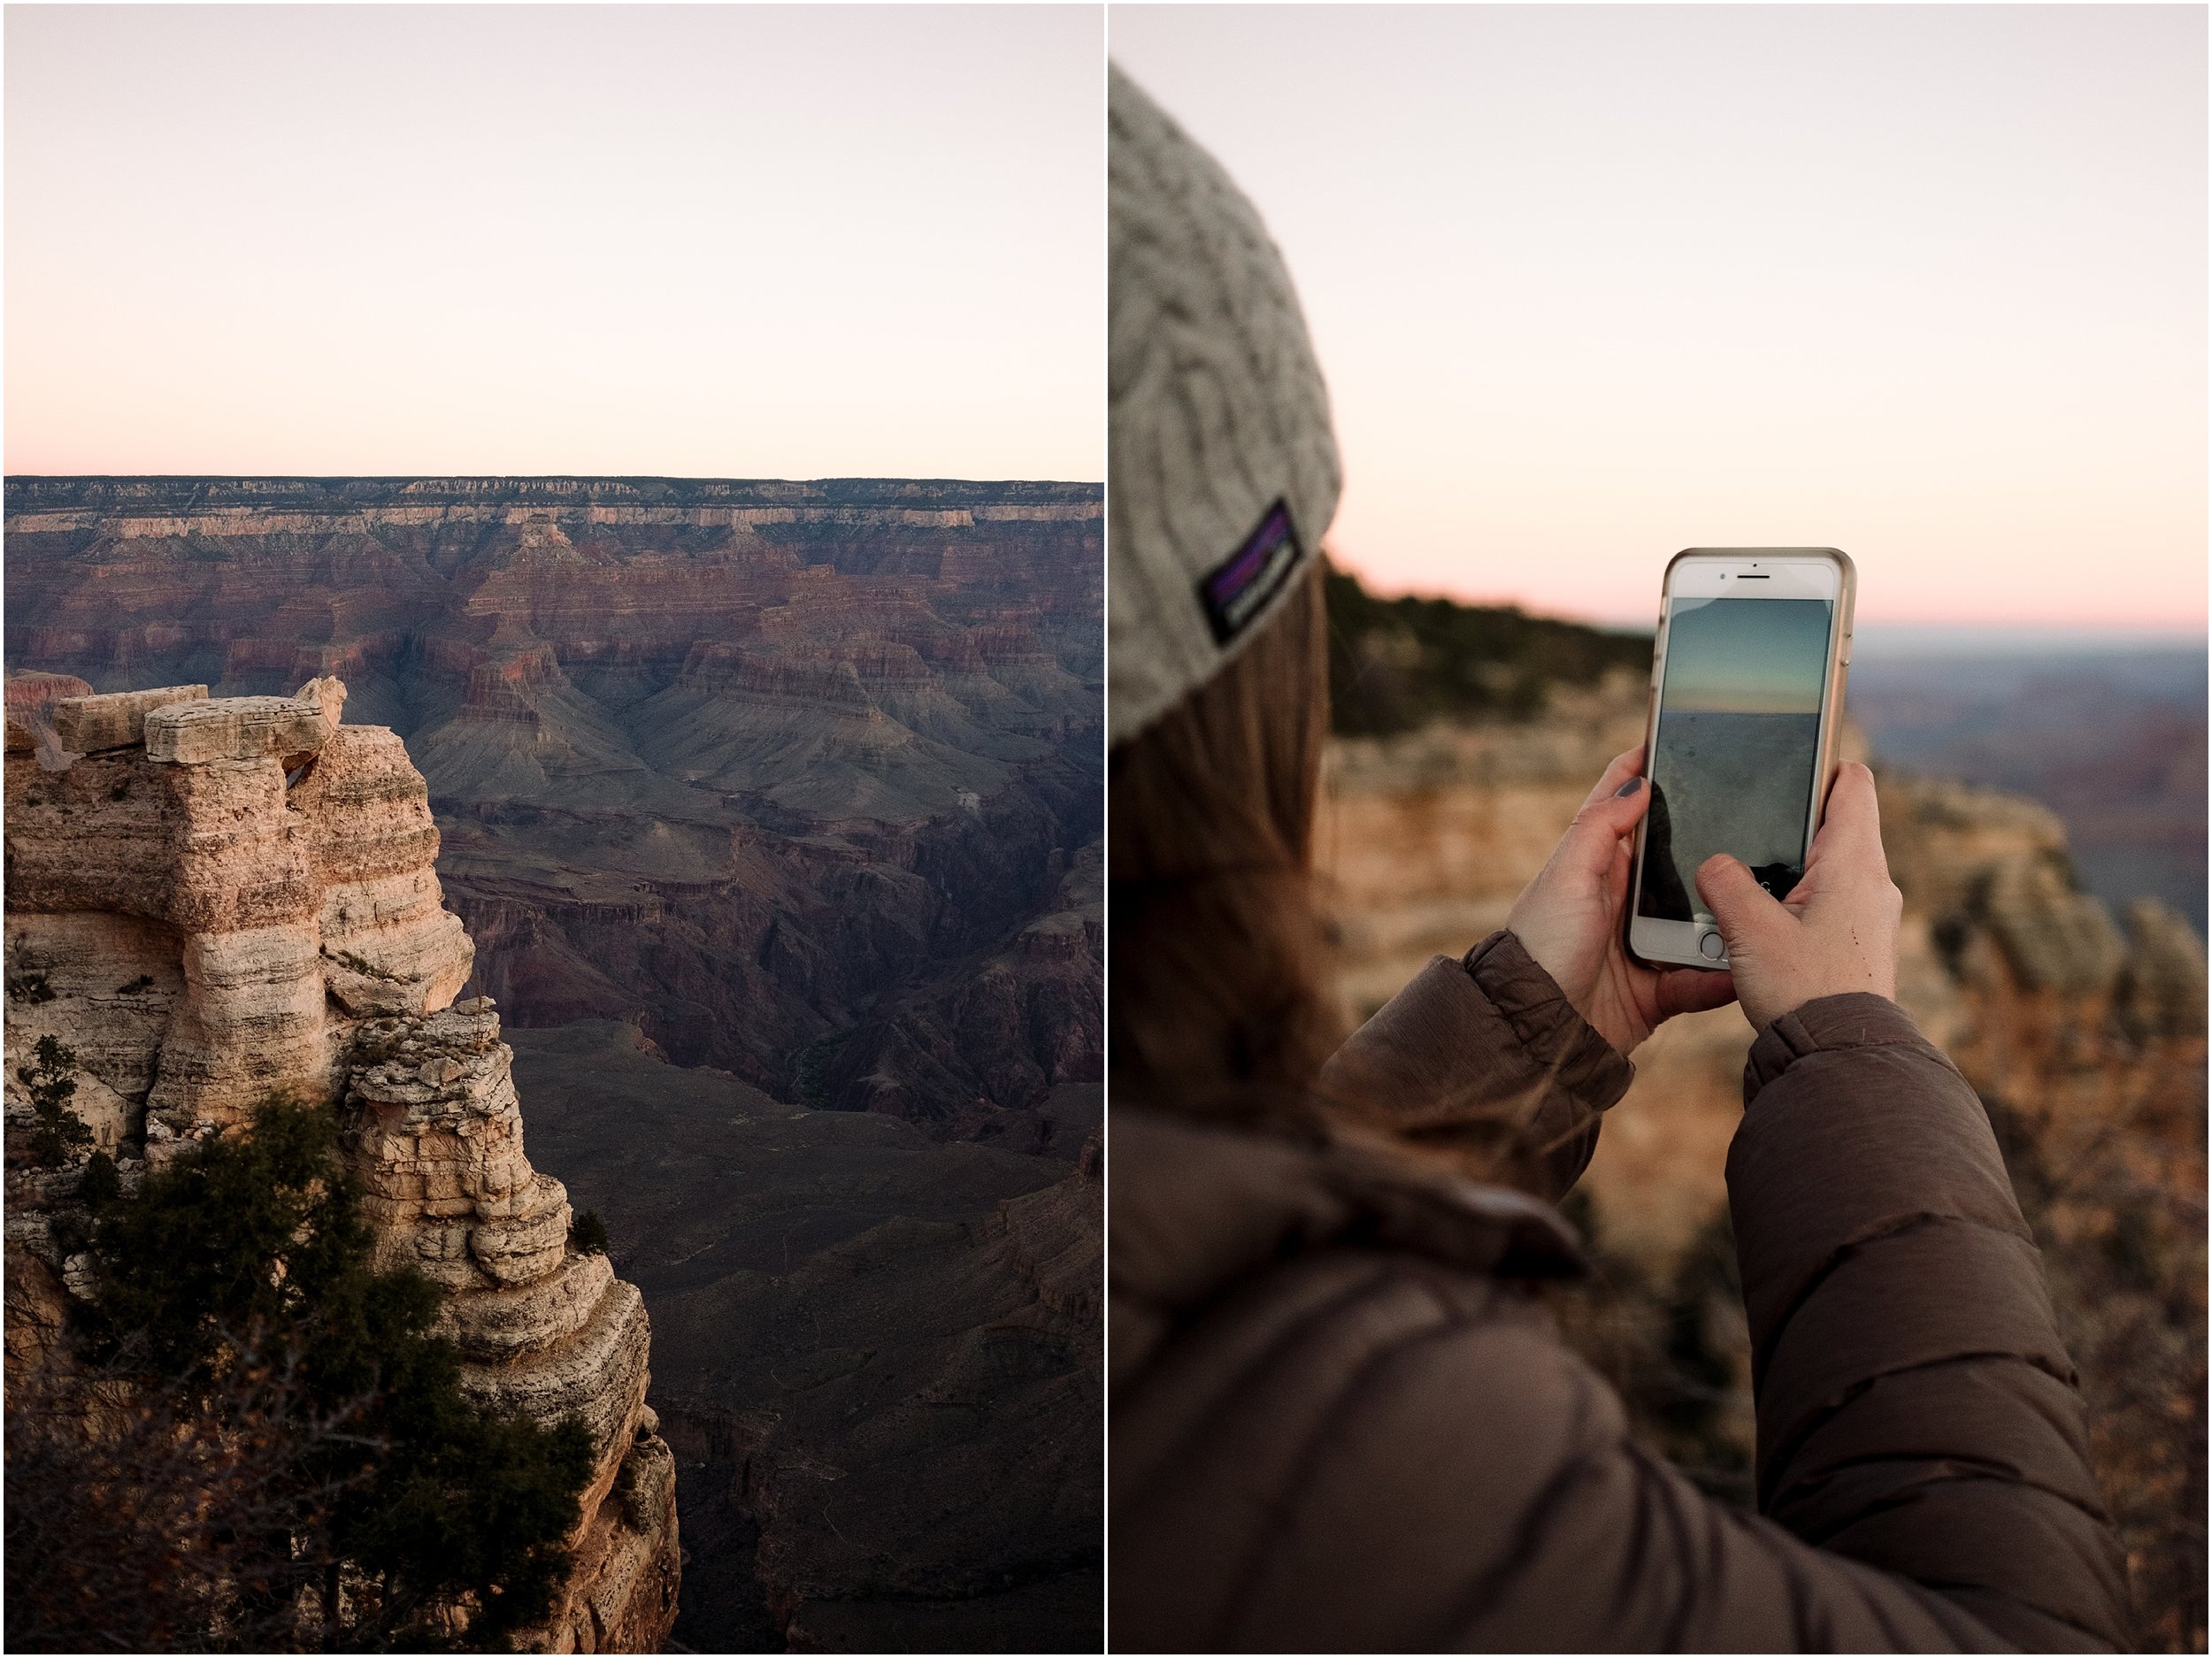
[1109,564,1342,1119]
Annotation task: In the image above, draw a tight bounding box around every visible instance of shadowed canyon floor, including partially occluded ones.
[511,1025,1101,1653]
[5,477,1104,1651]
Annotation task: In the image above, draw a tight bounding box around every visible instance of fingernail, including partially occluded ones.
[1614,777,1643,798]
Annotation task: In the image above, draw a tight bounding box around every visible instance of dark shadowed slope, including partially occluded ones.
[509,1023,1101,1653]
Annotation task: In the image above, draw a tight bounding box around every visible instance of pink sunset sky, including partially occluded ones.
[1111,4,2207,635]
[6,4,1102,484]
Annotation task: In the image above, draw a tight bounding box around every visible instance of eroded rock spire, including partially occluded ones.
[4,678,678,1651]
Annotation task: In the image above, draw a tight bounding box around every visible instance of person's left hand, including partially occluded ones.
[1505,746,1736,1056]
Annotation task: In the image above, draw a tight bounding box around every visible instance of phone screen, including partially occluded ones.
[1637,594,1835,923]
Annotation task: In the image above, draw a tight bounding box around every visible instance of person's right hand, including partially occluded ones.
[1694,761,1902,1033]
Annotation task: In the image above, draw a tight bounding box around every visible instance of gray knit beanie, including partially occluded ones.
[1109,65,1342,746]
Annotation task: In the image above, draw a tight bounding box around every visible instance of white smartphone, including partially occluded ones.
[1626,549,1856,971]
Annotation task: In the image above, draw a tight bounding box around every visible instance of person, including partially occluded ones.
[1106,65,2129,1654]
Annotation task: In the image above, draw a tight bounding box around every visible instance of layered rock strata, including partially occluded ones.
[6,678,467,1140]
[4,666,92,726]
[3,680,677,1652]
[4,477,1104,1142]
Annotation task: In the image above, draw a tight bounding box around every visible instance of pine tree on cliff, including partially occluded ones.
[4,1097,594,1652]
[17,1033,92,1167]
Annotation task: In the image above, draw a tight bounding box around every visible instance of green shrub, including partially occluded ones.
[74,1149,120,1209]
[1324,561,1652,738]
[17,1034,92,1168]
[11,1097,593,1650]
[570,1209,609,1255]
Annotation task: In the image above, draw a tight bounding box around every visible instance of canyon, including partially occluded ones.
[1847,645,2208,936]
[5,476,1103,1132]
[5,476,1104,1651]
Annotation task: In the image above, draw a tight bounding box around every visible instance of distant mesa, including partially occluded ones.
[4,666,93,725]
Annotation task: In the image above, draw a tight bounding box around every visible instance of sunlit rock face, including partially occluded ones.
[5,680,468,1142]
[2,682,679,1653]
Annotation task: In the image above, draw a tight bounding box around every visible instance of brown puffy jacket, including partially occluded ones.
[1110,931,2130,1652]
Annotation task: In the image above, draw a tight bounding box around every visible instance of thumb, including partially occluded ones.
[1696,854,1790,956]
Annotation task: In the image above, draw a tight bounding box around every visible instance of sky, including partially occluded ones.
[6,4,1102,482]
[1110,4,2208,633]
[1663,596,1832,714]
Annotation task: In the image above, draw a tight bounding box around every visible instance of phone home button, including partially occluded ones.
[1698,931,1725,962]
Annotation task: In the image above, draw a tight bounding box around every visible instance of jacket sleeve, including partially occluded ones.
[1727,994,2131,1650]
[1126,992,2129,1654]
[1314,930,1632,1201]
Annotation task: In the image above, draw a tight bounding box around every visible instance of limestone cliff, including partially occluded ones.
[4,680,679,1653]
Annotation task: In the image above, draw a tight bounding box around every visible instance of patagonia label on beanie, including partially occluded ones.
[1198,501,1303,646]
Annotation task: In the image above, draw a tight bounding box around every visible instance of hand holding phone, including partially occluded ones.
[1507,746,1736,1057]
[1693,760,1902,1032]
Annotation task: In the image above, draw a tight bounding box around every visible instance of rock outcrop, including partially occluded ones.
[6,679,469,1141]
[3,681,678,1652]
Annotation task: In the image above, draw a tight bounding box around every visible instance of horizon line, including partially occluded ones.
[1333,571,2206,645]
[1333,579,2207,644]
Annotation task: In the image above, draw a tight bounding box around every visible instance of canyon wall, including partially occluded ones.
[3,682,679,1653]
[5,476,1104,1140]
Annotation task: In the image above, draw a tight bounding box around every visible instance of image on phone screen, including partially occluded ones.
[1636,593,1835,923]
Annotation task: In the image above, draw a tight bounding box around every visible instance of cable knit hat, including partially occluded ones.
[1109,65,1342,746]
